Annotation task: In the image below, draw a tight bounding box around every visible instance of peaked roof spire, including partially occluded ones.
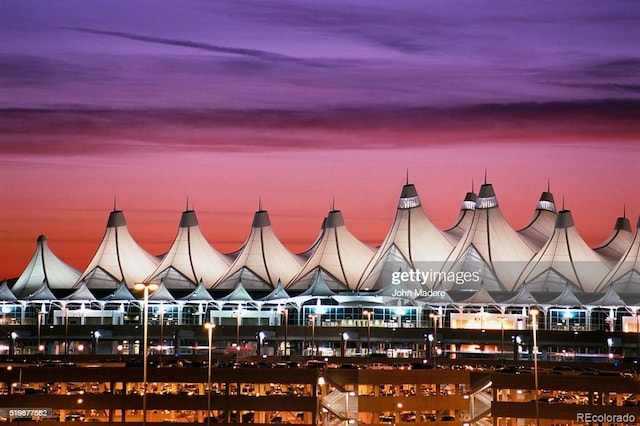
[518,209,610,293]
[484,169,487,184]
[258,196,263,211]
[331,195,336,211]
[547,177,551,193]
[186,196,189,211]
[471,178,475,193]
[214,208,302,290]
[113,196,117,211]
[405,169,409,185]
[518,186,558,250]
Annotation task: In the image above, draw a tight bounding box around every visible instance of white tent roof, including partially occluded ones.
[501,284,539,306]
[444,191,477,243]
[594,215,634,266]
[518,191,557,251]
[102,281,136,301]
[600,216,640,293]
[517,210,610,293]
[439,183,534,292]
[146,210,230,290]
[24,281,57,301]
[219,281,254,303]
[259,281,291,302]
[0,281,18,301]
[11,235,81,298]
[357,183,454,291]
[63,280,96,301]
[299,217,326,259]
[180,282,214,302]
[146,282,175,302]
[288,209,375,291]
[77,210,159,290]
[591,285,626,308]
[542,285,583,308]
[214,210,302,291]
[455,285,496,306]
[296,273,336,298]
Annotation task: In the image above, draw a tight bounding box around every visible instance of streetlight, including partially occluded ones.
[279,307,289,358]
[158,306,165,365]
[363,310,372,364]
[93,330,101,355]
[429,313,440,362]
[63,306,69,359]
[204,322,215,426]
[10,331,18,356]
[342,332,349,357]
[233,308,242,360]
[134,281,159,426]
[530,308,540,426]
[498,315,506,361]
[309,314,318,359]
[257,331,265,357]
[37,311,45,360]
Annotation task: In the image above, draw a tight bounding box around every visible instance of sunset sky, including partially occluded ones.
[1,0,639,279]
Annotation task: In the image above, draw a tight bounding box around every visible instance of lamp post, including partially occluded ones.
[93,330,101,355]
[158,307,165,366]
[134,282,159,426]
[63,306,69,359]
[204,322,215,426]
[363,310,372,364]
[530,308,540,426]
[37,311,45,360]
[429,313,440,362]
[10,331,18,356]
[342,332,349,357]
[309,314,317,359]
[280,307,289,358]
[498,315,506,361]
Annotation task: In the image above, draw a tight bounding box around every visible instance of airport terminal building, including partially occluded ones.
[2,181,640,424]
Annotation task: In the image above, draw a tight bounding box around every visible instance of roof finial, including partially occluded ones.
[406,169,409,185]
[484,168,488,184]
[547,178,551,193]
[186,196,189,211]
[623,203,627,218]
[562,194,565,210]
[113,196,117,211]
[332,195,336,211]
[471,178,475,193]
[258,196,263,211]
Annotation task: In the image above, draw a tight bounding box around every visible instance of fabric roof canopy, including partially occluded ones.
[77,210,159,290]
[358,183,453,291]
[518,190,557,251]
[215,210,302,291]
[517,210,610,293]
[601,216,640,293]
[594,215,634,266]
[289,209,374,291]
[11,235,81,298]
[444,191,477,243]
[439,183,534,292]
[146,209,230,289]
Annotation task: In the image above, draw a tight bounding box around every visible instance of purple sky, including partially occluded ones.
[1,0,638,110]
[0,0,639,277]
